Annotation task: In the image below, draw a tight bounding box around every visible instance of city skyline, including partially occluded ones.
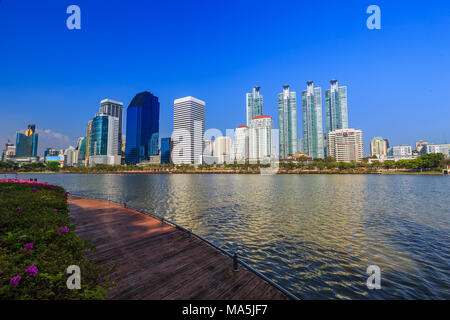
[1,1,449,155]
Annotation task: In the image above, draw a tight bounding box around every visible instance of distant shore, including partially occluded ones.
[1,169,445,175]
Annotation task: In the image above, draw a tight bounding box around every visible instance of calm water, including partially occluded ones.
[5,173,450,299]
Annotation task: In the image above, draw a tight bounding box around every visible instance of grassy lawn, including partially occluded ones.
[0,179,109,299]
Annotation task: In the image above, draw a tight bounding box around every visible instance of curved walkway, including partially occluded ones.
[68,196,290,300]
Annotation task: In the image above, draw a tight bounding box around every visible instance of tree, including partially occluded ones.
[46,161,60,172]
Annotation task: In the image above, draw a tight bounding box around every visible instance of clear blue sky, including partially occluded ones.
[1,0,449,156]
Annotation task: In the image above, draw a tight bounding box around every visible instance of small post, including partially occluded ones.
[233,252,239,272]
[123,202,127,208]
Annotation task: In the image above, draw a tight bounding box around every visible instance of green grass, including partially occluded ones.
[0,180,109,299]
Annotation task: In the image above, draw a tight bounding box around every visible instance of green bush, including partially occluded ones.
[0,180,109,299]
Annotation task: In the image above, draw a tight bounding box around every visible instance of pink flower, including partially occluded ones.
[52,209,57,213]
[16,206,21,211]
[25,264,38,277]
[24,242,34,256]
[58,226,68,236]
[9,275,21,287]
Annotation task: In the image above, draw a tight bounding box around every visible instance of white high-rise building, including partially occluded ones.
[213,136,233,164]
[327,129,363,162]
[232,125,249,163]
[172,96,205,165]
[249,115,273,163]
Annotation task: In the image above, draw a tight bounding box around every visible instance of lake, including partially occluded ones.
[4,173,449,299]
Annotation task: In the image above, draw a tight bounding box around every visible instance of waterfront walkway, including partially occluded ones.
[68,196,290,300]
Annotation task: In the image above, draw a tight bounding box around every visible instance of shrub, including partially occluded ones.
[0,180,109,299]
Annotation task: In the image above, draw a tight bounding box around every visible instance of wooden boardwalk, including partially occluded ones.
[68,196,291,300]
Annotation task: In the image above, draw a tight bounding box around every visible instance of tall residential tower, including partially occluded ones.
[246,87,263,126]
[325,80,348,134]
[278,85,298,159]
[302,81,324,159]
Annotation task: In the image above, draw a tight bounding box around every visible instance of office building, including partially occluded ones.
[64,146,76,167]
[100,99,124,155]
[302,81,324,159]
[232,125,249,163]
[325,80,348,134]
[16,125,38,157]
[327,129,363,162]
[172,96,205,165]
[278,85,298,159]
[125,92,160,165]
[249,115,273,163]
[84,120,92,167]
[75,137,86,166]
[161,137,172,164]
[89,113,121,165]
[246,87,263,126]
[370,136,388,157]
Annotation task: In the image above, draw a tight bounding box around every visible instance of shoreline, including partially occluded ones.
[1,170,445,175]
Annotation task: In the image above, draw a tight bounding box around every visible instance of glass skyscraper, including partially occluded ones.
[89,115,109,156]
[325,80,348,134]
[16,124,38,157]
[161,137,171,164]
[100,99,124,155]
[278,85,298,159]
[302,81,324,159]
[125,91,160,165]
[246,86,263,126]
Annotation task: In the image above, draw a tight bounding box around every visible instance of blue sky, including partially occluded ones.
[1,0,449,156]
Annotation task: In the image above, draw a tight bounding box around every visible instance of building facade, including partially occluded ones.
[160,137,172,164]
[278,85,298,159]
[125,92,160,165]
[327,129,363,162]
[325,80,348,134]
[232,125,249,163]
[388,145,413,158]
[249,115,273,163]
[2,142,15,161]
[16,125,38,157]
[89,114,121,165]
[213,136,233,164]
[172,96,205,165]
[246,87,263,126]
[415,140,428,153]
[302,81,324,159]
[100,99,124,155]
[421,144,450,156]
[370,136,388,157]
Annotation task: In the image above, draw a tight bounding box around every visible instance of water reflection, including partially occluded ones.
[6,173,449,299]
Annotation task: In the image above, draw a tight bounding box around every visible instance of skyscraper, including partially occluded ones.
[249,115,273,163]
[278,85,298,159]
[76,137,86,166]
[172,96,205,165]
[89,113,121,165]
[100,99,124,155]
[84,120,92,167]
[246,86,263,126]
[325,80,348,134]
[302,81,324,159]
[160,137,172,164]
[16,125,38,157]
[327,129,363,162]
[125,92,160,165]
